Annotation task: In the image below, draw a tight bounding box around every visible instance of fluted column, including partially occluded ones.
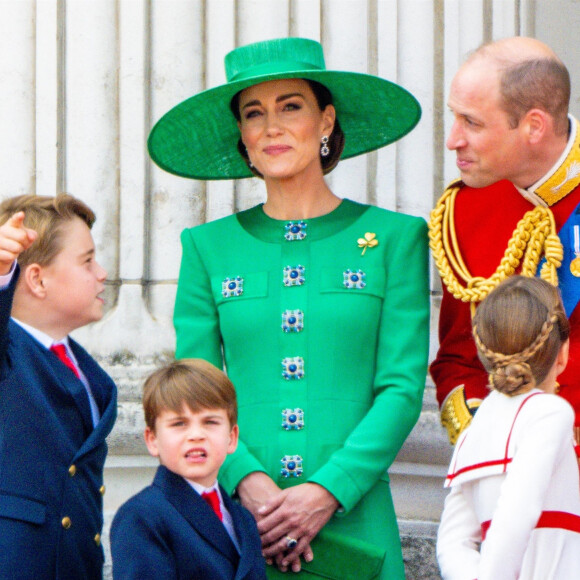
[0,1,36,196]
[2,1,576,578]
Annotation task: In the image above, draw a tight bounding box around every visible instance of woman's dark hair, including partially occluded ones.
[230,79,345,177]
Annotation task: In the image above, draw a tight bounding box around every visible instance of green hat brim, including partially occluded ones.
[148,70,421,180]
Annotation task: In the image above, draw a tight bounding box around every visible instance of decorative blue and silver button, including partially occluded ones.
[282,408,304,430]
[283,265,305,287]
[222,276,244,297]
[282,310,304,333]
[343,269,366,289]
[282,356,304,380]
[284,221,307,241]
[280,455,303,477]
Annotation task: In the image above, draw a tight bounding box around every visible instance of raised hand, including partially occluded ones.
[0,212,37,275]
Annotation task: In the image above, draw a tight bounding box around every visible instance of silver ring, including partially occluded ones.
[286,536,298,549]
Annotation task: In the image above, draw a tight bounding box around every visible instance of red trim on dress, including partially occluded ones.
[446,393,544,483]
[446,458,512,483]
[503,392,543,471]
[481,511,580,541]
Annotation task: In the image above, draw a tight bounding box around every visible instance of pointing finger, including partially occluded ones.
[7,211,26,229]
[6,212,37,245]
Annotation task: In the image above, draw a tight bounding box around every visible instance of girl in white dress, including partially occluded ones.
[437,275,580,580]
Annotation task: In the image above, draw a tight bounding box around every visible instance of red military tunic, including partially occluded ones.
[431,116,580,443]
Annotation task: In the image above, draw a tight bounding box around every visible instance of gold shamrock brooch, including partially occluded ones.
[357,232,378,255]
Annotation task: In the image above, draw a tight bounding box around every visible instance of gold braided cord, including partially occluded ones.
[429,181,563,306]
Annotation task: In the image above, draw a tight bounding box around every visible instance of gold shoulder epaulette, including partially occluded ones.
[441,386,475,445]
[428,180,563,310]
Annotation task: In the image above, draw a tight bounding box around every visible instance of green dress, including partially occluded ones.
[174,199,430,579]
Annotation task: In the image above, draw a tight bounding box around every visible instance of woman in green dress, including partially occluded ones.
[148,37,429,579]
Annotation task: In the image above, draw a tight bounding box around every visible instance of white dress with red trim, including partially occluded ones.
[437,389,580,580]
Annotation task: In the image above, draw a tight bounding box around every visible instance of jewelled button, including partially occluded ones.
[282,310,304,333]
[222,276,244,297]
[283,265,305,287]
[282,356,304,380]
[282,408,304,430]
[284,221,307,241]
[280,455,303,477]
[343,269,366,289]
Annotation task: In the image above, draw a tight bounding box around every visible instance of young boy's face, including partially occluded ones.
[40,217,107,335]
[144,405,239,488]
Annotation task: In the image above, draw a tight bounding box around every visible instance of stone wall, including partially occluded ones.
[1,1,579,578]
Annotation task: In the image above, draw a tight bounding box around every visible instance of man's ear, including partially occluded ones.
[23,264,47,298]
[522,108,549,145]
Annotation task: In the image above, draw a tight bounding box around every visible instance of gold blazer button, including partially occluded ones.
[68,465,76,477]
[99,485,106,496]
[61,517,72,529]
[94,533,101,546]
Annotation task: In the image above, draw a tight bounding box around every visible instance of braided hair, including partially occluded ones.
[472,276,569,396]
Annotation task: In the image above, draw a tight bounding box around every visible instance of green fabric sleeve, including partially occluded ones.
[308,216,430,513]
[174,227,268,482]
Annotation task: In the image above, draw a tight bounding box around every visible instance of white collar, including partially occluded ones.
[187,478,221,497]
[11,317,70,351]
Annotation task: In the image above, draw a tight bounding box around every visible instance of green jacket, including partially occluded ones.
[174,199,429,579]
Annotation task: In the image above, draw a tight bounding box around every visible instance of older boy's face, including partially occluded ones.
[40,217,107,338]
[144,405,238,488]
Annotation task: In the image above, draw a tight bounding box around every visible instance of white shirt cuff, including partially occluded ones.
[0,261,16,289]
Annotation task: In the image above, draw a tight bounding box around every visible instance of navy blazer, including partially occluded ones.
[0,267,117,579]
[110,465,267,580]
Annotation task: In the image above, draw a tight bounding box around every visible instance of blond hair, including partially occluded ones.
[0,193,95,270]
[472,276,569,396]
[143,359,238,430]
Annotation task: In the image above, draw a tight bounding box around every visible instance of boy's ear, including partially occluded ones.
[23,263,47,298]
[144,426,160,458]
[227,424,239,455]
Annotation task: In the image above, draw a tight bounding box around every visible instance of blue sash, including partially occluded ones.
[549,200,580,316]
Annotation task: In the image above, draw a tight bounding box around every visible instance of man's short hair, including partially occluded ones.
[500,58,570,135]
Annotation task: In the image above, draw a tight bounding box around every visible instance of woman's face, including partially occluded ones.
[237,79,335,181]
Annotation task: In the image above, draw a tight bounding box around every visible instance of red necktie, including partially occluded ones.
[50,344,80,379]
[201,490,223,521]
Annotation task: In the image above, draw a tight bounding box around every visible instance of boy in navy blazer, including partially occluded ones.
[0,194,117,579]
[110,359,266,579]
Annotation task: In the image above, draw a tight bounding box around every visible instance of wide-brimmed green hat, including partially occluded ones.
[148,37,421,180]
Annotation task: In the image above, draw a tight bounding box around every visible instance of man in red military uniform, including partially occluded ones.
[430,36,580,444]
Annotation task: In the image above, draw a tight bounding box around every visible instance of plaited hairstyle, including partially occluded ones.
[472,276,569,396]
[0,193,95,270]
[230,79,345,177]
[143,358,238,431]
